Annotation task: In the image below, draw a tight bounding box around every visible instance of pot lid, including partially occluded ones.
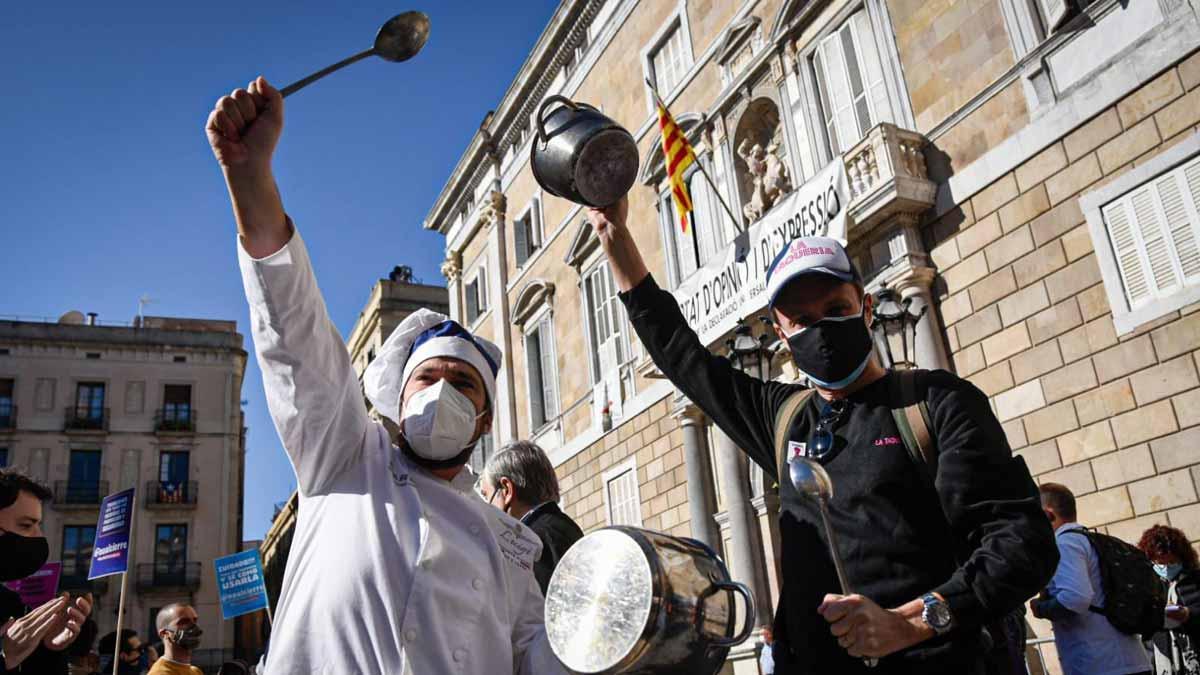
[545,529,653,673]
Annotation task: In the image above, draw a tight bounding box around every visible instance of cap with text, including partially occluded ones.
[766,236,861,308]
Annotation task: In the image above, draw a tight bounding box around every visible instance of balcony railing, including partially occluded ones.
[843,122,937,236]
[136,562,201,592]
[154,408,196,433]
[145,480,198,508]
[0,404,15,430]
[52,480,108,507]
[64,406,108,432]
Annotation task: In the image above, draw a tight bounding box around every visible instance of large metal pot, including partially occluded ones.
[544,527,755,675]
[531,95,639,207]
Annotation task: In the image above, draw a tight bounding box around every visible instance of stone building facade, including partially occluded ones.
[0,312,247,668]
[426,0,1200,671]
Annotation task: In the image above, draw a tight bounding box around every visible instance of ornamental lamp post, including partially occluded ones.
[725,317,773,380]
[869,287,927,370]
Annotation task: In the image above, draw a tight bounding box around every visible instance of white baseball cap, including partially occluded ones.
[765,236,861,309]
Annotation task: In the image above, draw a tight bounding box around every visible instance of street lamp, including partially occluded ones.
[870,287,927,370]
[726,317,774,380]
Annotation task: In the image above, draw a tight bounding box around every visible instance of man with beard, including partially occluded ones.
[584,197,1058,673]
[205,77,562,675]
[148,604,203,675]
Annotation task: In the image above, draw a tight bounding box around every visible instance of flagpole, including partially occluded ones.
[646,78,744,236]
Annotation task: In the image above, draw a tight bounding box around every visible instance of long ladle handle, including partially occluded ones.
[280,47,376,98]
[818,498,879,668]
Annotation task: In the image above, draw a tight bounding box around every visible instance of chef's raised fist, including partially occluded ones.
[206,76,283,172]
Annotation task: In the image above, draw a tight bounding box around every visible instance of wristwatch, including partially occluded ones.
[921,593,954,635]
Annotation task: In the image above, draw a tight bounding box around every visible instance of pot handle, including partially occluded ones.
[704,581,756,648]
[536,95,579,144]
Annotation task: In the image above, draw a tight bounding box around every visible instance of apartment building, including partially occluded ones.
[0,311,247,668]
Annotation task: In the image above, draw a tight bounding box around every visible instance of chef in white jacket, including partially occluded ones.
[206,76,565,675]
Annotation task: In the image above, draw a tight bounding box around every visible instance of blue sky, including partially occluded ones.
[0,1,559,540]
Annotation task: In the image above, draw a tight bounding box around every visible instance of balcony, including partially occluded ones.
[145,480,198,509]
[0,404,15,430]
[136,562,201,593]
[52,480,108,509]
[154,408,196,434]
[843,122,937,237]
[64,406,108,433]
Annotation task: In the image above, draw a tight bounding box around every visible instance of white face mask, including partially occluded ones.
[400,380,481,461]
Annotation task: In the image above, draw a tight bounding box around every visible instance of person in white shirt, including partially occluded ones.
[205,76,565,675]
[1030,482,1151,675]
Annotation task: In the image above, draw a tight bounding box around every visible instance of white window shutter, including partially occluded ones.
[478,271,489,312]
[600,339,624,419]
[539,317,558,420]
[690,167,716,264]
[1130,185,1180,294]
[850,11,892,130]
[817,30,856,155]
[526,329,546,429]
[1167,163,1200,279]
[465,279,480,322]
[514,216,529,268]
[1038,0,1070,31]
[1103,200,1151,306]
[532,201,543,249]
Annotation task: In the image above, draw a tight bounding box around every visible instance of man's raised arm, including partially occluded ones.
[207,77,368,496]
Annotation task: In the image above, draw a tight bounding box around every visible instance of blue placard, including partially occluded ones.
[214,550,269,620]
[88,488,135,580]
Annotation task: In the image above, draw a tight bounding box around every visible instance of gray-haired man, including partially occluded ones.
[481,442,583,593]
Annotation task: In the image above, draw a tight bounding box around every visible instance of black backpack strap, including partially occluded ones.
[774,388,817,483]
[888,369,938,484]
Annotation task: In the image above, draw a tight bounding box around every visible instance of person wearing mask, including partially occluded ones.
[205,77,563,674]
[97,630,144,675]
[480,441,584,594]
[148,604,203,675]
[1031,483,1151,675]
[0,469,92,674]
[1139,524,1200,675]
[585,197,1058,673]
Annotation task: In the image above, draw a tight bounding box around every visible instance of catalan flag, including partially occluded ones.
[656,101,697,233]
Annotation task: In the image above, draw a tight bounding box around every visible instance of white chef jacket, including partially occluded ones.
[238,227,565,675]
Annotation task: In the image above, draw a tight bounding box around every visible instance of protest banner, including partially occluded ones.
[670,158,850,347]
[3,561,62,606]
[214,550,271,622]
[89,487,136,675]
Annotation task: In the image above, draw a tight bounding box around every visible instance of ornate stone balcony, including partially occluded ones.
[844,122,937,238]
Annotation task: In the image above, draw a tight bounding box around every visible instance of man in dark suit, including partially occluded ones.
[481,441,583,594]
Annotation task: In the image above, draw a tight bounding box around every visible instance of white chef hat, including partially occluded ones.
[363,308,502,423]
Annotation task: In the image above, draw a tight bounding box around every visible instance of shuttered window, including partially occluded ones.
[605,465,642,526]
[650,21,688,95]
[661,155,731,287]
[465,268,488,324]
[525,316,558,431]
[813,10,893,155]
[1101,155,1200,311]
[514,201,543,268]
[1036,0,1070,32]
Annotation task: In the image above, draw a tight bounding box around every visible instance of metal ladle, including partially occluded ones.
[790,456,879,668]
[279,11,431,98]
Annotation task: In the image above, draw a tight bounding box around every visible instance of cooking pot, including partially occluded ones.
[531,95,639,207]
[544,526,755,675]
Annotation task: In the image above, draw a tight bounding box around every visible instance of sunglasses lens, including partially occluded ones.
[810,429,834,458]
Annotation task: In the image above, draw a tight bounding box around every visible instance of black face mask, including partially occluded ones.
[0,530,50,581]
[785,311,874,389]
[168,624,203,650]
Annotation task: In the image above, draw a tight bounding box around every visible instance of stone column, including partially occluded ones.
[876,216,950,371]
[673,401,720,549]
[485,190,519,442]
[712,426,773,627]
[440,254,463,321]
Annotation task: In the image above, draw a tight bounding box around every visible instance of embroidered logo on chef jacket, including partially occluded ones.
[497,523,539,572]
[788,441,806,459]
